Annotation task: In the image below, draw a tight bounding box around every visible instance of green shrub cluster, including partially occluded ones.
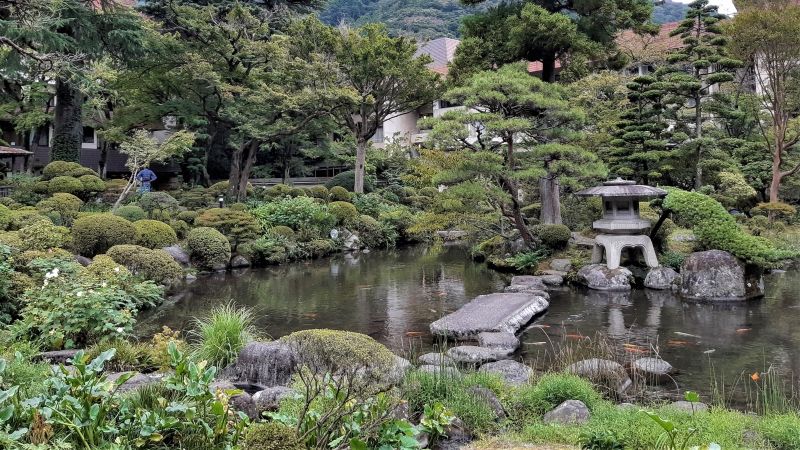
[328,201,358,225]
[35,193,83,226]
[133,219,178,249]
[17,221,71,251]
[187,227,231,270]
[267,225,295,239]
[0,203,10,230]
[308,185,329,200]
[251,196,335,235]
[115,204,147,222]
[533,224,572,250]
[7,208,51,230]
[41,161,97,180]
[663,189,795,267]
[329,185,351,202]
[138,191,180,218]
[195,208,261,249]
[243,422,304,450]
[305,239,335,258]
[71,213,136,256]
[35,162,105,198]
[325,170,373,192]
[106,245,184,285]
[512,373,601,421]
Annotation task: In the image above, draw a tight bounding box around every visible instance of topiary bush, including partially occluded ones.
[106,245,184,285]
[36,193,83,226]
[46,176,84,195]
[267,225,295,239]
[533,224,572,250]
[133,219,178,249]
[512,373,602,420]
[328,201,358,225]
[114,204,147,222]
[239,237,290,265]
[308,185,329,200]
[41,161,97,180]
[329,186,351,202]
[85,254,131,279]
[242,422,305,450]
[325,170,373,192]
[195,208,261,249]
[78,174,105,193]
[176,210,198,224]
[663,189,795,267]
[751,202,797,223]
[7,208,51,231]
[187,227,231,270]
[305,239,335,258]
[138,192,180,219]
[72,213,136,256]
[17,221,71,251]
[251,197,335,235]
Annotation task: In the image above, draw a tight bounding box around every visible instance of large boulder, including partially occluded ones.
[476,332,520,351]
[220,341,297,388]
[479,360,532,385]
[632,357,674,384]
[566,358,632,396]
[163,245,191,266]
[252,386,296,415]
[543,400,590,425]
[644,266,679,290]
[577,264,634,291]
[678,250,764,301]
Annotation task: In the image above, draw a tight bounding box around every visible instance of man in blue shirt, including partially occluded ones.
[136,167,157,193]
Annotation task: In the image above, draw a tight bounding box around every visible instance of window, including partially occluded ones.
[37,127,49,146]
[82,126,95,144]
[438,99,461,109]
[371,127,384,143]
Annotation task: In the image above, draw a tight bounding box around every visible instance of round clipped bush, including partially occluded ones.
[325,170,373,192]
[72,213,136,256]
[267,225,295,239]
[8,209,51,231]
[15,248,73,269]
[329,186,351,202]
[85,254,131,279]
[47,176,84,195]
[36,193,83,226]
[534,224,572,250]
[133,219,178,249]
[170,219,190,239]
[242,422,304,450]
[328,201,358,225]
[18,221,71,251]
[106,244,183,285]
[195,208,261,249]
[309,185,329,200]
[138,192,180,218]
[265,184,293,199]
[187,227,231,271]
[208,180,254,198]
[114,204,147,222]
[0,231,22,249]
[41,161,97,180]
[306,239,335,258]
[176,210,198,224]
[0,204,11,230]
[78,174,105,193]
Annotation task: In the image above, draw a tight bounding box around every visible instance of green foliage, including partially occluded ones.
[267,226,296,239]
[513,373,602,420]
[327,201,358,225]
[71,213,136,256]
[0,204,10,231]
[534,224,572,250]
[752,202,797,222]
[85,254,131,279]
[106,245,184,285]
[190,303,256,369]
[243,422,305,450]
[663,189,795,267]
[187,227,232,270]
[239,236,292,266]
[41,161,97,180]
[329,186,352,202]
[506,249,550,271]
[46,175,85,195]
[251,197,335,234]
[305,239,336,258]
[195,208,261,249]
[114,204,147,222]
[352,192,389,217]
[35,193,83,226]
[138,191,180,218]
[758,413,800,450]
[580,429,625,450]
[660,251,687,270]
[17,221,71,251]
[308,185,329,200]
[325,170,373,192]
[133,219,178,249]
[85,339,154,372]
[715,171,757,211]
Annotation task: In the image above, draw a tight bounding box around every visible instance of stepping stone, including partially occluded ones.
[446,346,513,364]
[540,274,565,286]
[430,293,549,339]
[418,352,455,366]
[504,285,550,299]
[479,360,533,385]
[566,358,632,396]
[476,332,520,351]
[543,400,590,425]
[632,357,674,384]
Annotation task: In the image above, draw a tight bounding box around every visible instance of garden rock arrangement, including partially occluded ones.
[566,358,632,397]
[543,399,591,425]
[644,266,679,290]
[678,250,764,301]
[632,357,674,384]
[577,264,634,291]
[430,292,549,339]
[479,360,533,385]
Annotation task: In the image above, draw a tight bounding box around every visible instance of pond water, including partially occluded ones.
[138,245,800,401]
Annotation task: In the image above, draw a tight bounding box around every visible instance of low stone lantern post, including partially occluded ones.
[576,178,667,270]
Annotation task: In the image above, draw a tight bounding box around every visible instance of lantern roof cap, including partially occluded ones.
[577,178,667,198]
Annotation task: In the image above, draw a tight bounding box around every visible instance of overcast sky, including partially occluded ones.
[671,0,738,16]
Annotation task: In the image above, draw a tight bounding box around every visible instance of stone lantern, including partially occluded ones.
[576,178,667,270]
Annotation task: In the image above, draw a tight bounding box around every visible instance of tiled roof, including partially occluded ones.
[616,21,684,63]
[527,60,563,74]
[416,37,461,75]
[0,146,33,156]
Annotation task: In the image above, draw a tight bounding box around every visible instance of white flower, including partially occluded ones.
[116,327,124,333]
[101,282,108,288]
[76,291,84,297]
[113,267,120,273]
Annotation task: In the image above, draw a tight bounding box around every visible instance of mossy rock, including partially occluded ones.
[666,228,697,254]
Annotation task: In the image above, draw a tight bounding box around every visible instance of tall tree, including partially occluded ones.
[332,24,441,194]
[659,0,742,189]
[454,0,654,82]
[424,64,605,241]
[729,1,800,203]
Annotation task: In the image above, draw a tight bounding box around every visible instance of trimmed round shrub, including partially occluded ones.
[309,185,329,200]
[106,245,183,285]
[0,204,11,230]
[8,209,51,230]
[41,161,96,180]
[208,180,254,198]
[267,225,295,239]
[329,186,351,202]
[15,248,73,269]
[176,210,198,224]
[78,174,105,193]
[265,184,293,199]
[513,373,601,419]
[18,221,71,251]
[178,188,212,208]
[85,254,131,279]
[239,237,290,265]
[534,224,571,250]
[138,192,180,218]
[0,231,22,249]
[325,170,373,192]
[46,176,84,195]
[242,422,304,450]
[114,204,147,222]
[36,193,84,226]
[170,219,190,239]
[187,227,231,270]
[133,219,178,249]
[306,239,335,258]
[72,213,136,256]
[195,208,261,248]
[328,201,358,225]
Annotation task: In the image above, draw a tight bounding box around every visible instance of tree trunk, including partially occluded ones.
[52,78,83,163]
[283,162,290,184]
[228,139,259,202]
[541,53,557,83]
[539,175,562,225]
[694,91,703,189]
[98,140,109,178]
[354,137,368,194]
[500,176,535,247]
[769,144,783,203]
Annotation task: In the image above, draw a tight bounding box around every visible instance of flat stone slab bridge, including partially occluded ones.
[430,291,549,339]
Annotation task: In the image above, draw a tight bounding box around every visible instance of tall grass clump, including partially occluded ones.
[190,303,257,368]
[512,372,602,421]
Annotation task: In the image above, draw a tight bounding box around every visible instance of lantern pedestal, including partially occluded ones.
[590,234,660,270]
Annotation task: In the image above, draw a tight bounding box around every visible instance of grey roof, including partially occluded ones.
[577,178,667,198]
[415,37,460,70]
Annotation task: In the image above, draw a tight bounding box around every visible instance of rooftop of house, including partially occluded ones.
[616,21,684,64]
[0,146,33,157]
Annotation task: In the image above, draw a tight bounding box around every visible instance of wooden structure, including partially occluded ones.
[0,146,32,177]
[577,178,667,270]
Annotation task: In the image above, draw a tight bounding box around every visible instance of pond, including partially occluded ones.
[138,245,800,401]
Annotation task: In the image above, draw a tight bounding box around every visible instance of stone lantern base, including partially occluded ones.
[590,234,659,270]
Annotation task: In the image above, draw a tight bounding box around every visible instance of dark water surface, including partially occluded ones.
[139,246,800,399]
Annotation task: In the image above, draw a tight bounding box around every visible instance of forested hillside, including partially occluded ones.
[320,0,690,40]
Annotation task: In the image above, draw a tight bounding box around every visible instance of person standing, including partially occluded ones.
[136,166,157,193]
